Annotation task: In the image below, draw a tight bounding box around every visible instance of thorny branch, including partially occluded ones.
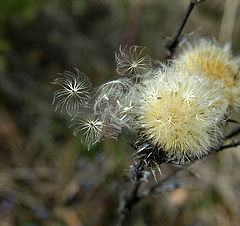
[117,124,240,226]
[166,0,205,58]
[116,1,238,225]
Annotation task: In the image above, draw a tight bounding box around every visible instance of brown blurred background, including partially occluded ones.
[0,0,240,225]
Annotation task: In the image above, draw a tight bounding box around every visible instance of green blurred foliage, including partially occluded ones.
[0,0,44,20]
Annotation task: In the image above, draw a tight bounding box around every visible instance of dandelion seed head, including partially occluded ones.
[132,65,228,159]
[176,38,240,109]
[115,45,152,77]
[52,69,92,116]
[72,114,105,150]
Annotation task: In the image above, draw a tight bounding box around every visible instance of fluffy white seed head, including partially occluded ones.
[176,38,240,110]
[72,114,105,150]
[132,65,228,159]
[52,69,92,116]
[115,45,152,77]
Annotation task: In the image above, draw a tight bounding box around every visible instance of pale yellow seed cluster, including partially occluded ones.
[176,39,240,110]
[53,40,239,160]
[134,66,228,158]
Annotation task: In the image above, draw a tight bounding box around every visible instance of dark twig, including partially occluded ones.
[117,181,141,226]
[166,0,205,58]
[116,162,144,226]
[216,141,240,152]
[227,119,239,124]
[225,127,240,140]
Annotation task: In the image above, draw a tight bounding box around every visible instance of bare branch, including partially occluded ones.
[225,127,240,140]
[116,162,144,226]
[166,0,205,58]
[216,141,240,152]
[116,181,141,226]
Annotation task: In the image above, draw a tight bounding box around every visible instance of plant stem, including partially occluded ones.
[166,0,205,58]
